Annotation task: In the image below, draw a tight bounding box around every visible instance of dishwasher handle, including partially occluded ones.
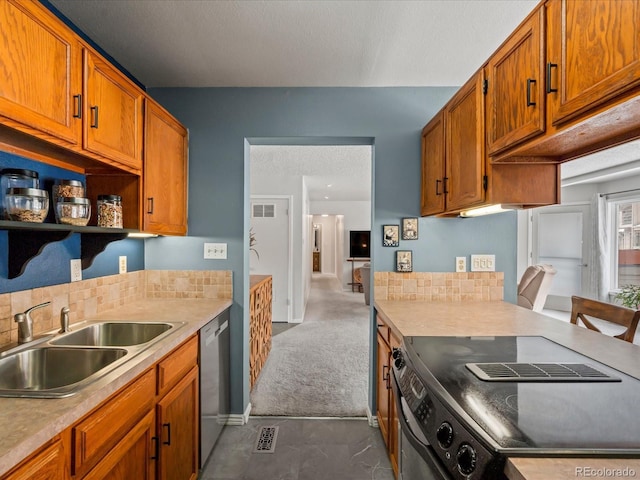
[205,320,228,347]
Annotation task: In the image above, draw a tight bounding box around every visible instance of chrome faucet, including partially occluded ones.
[14,301,51,344]
[59,306,71,333]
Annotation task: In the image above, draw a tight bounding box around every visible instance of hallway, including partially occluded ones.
[250,274,370,417]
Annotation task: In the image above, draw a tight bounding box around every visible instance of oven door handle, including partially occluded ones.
[391,369,452,479]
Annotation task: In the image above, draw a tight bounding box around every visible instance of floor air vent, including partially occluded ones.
[254,426,279,453]
[466,363,621,382]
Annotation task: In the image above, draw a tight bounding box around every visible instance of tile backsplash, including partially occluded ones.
[0,270,232,348]
[374,271,503,302]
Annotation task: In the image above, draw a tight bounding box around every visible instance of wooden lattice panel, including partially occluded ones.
[249,275,273,388]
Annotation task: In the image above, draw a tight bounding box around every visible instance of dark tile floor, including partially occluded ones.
[200,417,395,480]
[272,323,298,336]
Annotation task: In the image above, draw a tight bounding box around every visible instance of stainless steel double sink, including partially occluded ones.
[0,321,185,398]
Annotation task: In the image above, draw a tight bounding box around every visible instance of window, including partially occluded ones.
[613,200,640,288]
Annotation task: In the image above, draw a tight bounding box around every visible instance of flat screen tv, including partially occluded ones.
[349,230,370,258]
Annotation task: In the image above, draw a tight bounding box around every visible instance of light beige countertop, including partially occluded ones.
[374,300,640,480]
[0,298,232,477]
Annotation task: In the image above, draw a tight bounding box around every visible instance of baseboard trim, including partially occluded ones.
[227,403,252,425]
[367,406,379,428]
[290,317,303,324]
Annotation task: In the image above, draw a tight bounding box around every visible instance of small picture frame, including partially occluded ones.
[382,224,400,247]
[396,250,413,272]
[402,217,418,240]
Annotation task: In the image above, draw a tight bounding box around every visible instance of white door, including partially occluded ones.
[531,204,592,311]
[250,197,291,323]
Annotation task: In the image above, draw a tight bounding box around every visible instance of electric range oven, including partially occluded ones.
[391,336,640,480]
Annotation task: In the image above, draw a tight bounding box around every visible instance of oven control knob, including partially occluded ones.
[394,356,405,369]
[391,348,401,360]
[436,422,454,448]
[456,443,477,476]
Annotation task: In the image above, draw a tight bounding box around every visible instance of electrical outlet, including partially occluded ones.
[204,242,227,259]
[455,257,467,273]
[471,254,496,272]
[70,259,82,282]
[119,256,127,274]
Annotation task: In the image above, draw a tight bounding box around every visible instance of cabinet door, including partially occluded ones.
[0,0,81,145]
[486,7,545,155]
[547,0,640,125]
[143,99,188,235]
[445,72,485,212]
[376,332,391,447]
[84,49,143,170]
[387,333,401,478]
[420,111,446,216]
[82,411,155,480]
[2,436,69,480]
[157,366,199,480]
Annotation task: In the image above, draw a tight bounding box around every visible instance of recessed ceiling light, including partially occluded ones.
[324,196,329,199]
[326,184,333,188]
[321,214,329,217]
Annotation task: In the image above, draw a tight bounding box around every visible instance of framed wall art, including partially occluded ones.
[402,217,418,240]
[396,250,413,272]
[383,224,400,247]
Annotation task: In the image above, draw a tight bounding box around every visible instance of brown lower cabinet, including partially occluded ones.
[1,334,199,480]
[376,315,400,478]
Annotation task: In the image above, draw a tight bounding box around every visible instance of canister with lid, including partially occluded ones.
[52,179,85,200]
[97,195,123,228]
[1,168,39,219]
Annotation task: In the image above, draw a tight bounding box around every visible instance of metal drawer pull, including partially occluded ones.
[546,63,558,93]
[90,106,99,128]
[73,94,82,118]
[151,436,158,460]
[147,197,154,214]
[435,179,442,196]
[163,423,171,445]
[526,79,536,106]
[443,177,449,195]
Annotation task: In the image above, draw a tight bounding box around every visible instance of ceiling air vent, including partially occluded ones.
[252,203,276,218]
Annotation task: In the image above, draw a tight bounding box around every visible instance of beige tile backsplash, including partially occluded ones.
[374,271,503,302]
[0,270,232,348]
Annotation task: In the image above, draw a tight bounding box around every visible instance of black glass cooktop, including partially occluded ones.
[404,335,640,453]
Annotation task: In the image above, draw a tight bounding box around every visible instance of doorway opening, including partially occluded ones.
[248,142,373,417]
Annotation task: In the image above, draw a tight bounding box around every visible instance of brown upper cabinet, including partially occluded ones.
[0,0,82,146]
[421,69,559,217]
[491,0,640,162]
[83,50,144,171]
[485,6,545,156]
[143,99,188,235]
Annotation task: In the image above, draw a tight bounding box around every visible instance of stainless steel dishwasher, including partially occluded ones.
[199,308,230,469]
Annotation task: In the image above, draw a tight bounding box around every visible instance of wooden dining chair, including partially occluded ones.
[570,296,640,343]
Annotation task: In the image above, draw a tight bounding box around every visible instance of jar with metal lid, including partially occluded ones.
[6,188,49,223]
[1,168,39,219]
[52,179,84,199]
[97,195,123,228]
[55,197,91,226]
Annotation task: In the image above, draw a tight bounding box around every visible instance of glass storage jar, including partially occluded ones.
[6,188,49,223]
[97,195,123,228]
[52,179,84,200]
[1,168,39,220]
[55,197,91,226]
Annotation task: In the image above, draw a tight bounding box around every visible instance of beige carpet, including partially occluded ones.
[250,274,369,417]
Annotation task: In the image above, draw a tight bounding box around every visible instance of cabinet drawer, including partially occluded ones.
[71,368,155,477]
[2,435,68,480]
[157,335,198,398]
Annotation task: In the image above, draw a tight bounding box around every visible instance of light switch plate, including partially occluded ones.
[204,243,227,259]
[455,257,467,272]
[70,259,82,282]
[471,254,495,272]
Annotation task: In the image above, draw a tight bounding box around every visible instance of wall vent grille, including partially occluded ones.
[252,203,276,218]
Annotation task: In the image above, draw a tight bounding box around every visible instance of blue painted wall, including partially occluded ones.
[147,87,519,416]
[0,151,144,294]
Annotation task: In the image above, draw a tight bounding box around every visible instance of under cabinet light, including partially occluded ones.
[459,204,514,218]
[127,233,159,238]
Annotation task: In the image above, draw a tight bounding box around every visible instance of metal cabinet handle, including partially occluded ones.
[151,436,158,460]
[90,106,99,128]
[73,94,82,118]
[147,197,154,214]
[526,79,536,106]
[162,423,171,446]
[435,179,442,196]
[443,177,449,195]
[546,63,558,93]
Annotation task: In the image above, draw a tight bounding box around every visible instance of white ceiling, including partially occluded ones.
[48,0,640,200]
